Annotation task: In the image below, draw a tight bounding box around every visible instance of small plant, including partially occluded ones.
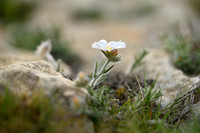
[88,39,126,90]
[79,40,168,132]
[74,39,200,133]
[162,34,200,75]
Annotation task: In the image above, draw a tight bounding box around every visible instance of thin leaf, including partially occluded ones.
[130,50,148,73]
[93,61,98,78]
[96,75,107,86]
[98,87,106,103]
[104,65,114,74]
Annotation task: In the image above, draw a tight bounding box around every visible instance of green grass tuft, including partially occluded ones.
[129,49,148,73]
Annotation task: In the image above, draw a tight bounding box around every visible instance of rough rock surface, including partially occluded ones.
[0,61,73,94]
[0,53,72,76]
[0,54,94,133]
[143,48,198,106]
[0,54,89,107]
[193,101,200,115]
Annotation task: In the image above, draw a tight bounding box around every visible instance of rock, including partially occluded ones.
[193,101,200,115]
[0,58,94,133]
[0,60,71,93]
[192,87,200,115]
[0,53,41,66]
[0,53,72,76]
[35,40,72,76]
[143,49,198,106]
[35,40,58,70]
[0,60,89,106]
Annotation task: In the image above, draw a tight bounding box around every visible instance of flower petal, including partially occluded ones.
[109,41,126,49]
[92,39,108,50]
[92,43,102,49]
[92,40,126,51]
[98,39,107,46]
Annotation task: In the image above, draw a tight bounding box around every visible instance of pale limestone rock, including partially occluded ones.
[0,60,89,108]
[35,40,72,75]
[0,52,72,76]
[0,53,41,66]
[35,40,52,56]
[0,49,93,133]
[64,87,89,114]
[143,48,198,106]
[35,40,58,70]
[193,101,200,115]
[57,59,72,76]
[0,61,70,93]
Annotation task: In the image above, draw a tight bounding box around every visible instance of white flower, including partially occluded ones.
[92,39,126,62]
[92,39,126,51]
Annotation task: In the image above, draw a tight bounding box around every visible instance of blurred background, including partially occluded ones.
[0,0,200,75]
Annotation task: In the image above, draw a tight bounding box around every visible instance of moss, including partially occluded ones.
[0,88,90,133]
[0,89,53,133]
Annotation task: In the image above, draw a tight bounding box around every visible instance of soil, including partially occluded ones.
[100,72,154,90]
[97,72,155,103]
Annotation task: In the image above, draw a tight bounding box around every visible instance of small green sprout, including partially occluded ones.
[129,49,148,73]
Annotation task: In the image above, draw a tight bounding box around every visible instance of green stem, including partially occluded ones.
[89,60,110,89]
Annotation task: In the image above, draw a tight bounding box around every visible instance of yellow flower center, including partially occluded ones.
[106,43,112,51]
